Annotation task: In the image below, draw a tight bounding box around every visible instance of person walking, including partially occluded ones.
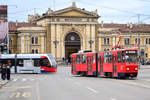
[1,64,7,80]
[6,64,11,80]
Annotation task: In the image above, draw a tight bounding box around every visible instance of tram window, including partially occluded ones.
[41,58,51,67]
[34,59,41,67]
[88,57,92,64]
[90,57,92,64]
[0,59,14,66]
[93,54,95,64]
[71,58,73,64]
[82,55,86,64]
[118,52,122,63]
[10,60,15,66]
[125,50,138,63]
[17,59,23,66]
[122,51,125,63]
[73,58,75,64]
[77,55,81,64]
[104,53,112,63]
[104,53,107,63]
[71,57,75,64]
[108,53,112,63]
[74,57,76,64]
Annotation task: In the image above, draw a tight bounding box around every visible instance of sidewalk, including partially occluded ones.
[0,79,9,88]
[140,65,150,69]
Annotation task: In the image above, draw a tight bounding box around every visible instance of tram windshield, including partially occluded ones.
[48,54,57,66]
[125,50,138,63]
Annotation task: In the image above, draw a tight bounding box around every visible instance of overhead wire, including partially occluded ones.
[74,0,150,23]
[139,0,150,3]
[75,0,149,16]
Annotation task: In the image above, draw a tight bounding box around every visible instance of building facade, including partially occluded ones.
[8,2,150,62]
[98,24,150,62]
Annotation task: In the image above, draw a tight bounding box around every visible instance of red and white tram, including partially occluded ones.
[71,49,138,78]
[0,54,57,73]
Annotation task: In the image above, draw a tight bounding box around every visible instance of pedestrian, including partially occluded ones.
[6,64,11,80]
[68,57,70,65]
[66,59,68,65]
[62,57,65,63]
[0,64,7,80]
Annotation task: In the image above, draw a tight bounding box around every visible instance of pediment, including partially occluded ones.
[47,7,99,17]
[38,3,100,22]
[59,10,89,16]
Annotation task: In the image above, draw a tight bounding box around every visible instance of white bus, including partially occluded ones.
[0,54,57,73]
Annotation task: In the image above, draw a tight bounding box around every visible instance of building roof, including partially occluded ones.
[8,22,150,34]
[37,2,99,21]
[99,23,150,33]
[9,22,36,32]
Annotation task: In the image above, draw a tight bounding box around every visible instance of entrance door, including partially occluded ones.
[65,32,81,59]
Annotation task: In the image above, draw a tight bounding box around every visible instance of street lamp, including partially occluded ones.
[53,40,59,48]
[0,43,4,54]
[127,22,133,48]
[14,54,17,73]
[88,40,94,50]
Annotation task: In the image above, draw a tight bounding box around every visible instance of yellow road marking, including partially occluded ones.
[3,86,32,89]
[22,92,31,97]
[9,92,31,98]
[16,92,21,98]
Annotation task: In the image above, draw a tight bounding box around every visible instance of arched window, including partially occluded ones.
[32,49,34,53]
[135,38,140,44]
[9,38,13,46]
[124,38,130,45]
[31,37,34,44]
[104,37,109,45]
[35,49,38,53]
[35,36,38,44]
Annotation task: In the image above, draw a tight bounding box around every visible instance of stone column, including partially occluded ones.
[45,24,51,53]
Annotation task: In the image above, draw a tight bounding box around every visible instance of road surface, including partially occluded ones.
[0,65,150,100]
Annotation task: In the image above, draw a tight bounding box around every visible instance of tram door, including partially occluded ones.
[112,55,117,77]
[20,60,34,73]
[87,56,92,75]
[71,57,76,74]
[99,55,104,75]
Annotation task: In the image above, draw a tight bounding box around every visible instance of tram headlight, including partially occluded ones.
[126,68,130,71]
[135,68,138,71]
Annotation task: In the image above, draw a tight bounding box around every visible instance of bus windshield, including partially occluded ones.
[125,50,138,63]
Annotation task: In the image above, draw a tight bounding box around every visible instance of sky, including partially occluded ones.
[0,0,150,24]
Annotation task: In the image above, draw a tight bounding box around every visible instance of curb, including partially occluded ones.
[140,68,150,69]
[0,81,9,89]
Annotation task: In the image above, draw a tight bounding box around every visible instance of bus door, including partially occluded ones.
[72,57,76,74]
[99,55,104,75]
[87,56,92,75]
[112,55,117,77]
[21,60,34,73]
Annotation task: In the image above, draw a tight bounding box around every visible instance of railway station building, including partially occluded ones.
[8,2,150,62]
